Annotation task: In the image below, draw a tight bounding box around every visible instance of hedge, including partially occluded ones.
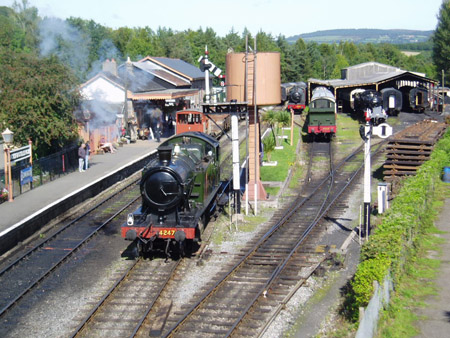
[347,127,450,321]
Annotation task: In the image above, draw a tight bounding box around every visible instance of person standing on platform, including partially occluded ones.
[84,141,90,170]
[152,114,162,142]
[168,115,174,130]
[78,143,86,172]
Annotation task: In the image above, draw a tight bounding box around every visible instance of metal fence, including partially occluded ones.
[1,145,79,202]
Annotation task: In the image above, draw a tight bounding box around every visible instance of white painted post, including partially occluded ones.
[363,122,371,240]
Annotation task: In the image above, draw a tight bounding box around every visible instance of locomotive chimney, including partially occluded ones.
[158,146,172,165]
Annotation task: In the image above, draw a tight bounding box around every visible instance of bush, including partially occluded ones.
[262,134,276,162]
[345,128,450,322]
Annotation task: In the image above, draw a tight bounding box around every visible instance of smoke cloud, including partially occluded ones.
[39,17,91,77]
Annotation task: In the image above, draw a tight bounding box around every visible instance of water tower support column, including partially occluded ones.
[244,106,267,202]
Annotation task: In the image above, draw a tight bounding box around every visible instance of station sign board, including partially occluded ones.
[10,145,32,163]
[20,166,33,185]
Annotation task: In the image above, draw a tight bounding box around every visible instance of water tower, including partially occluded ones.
[226,50,281,203]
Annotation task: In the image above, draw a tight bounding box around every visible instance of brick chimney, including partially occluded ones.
[102,58,118,76]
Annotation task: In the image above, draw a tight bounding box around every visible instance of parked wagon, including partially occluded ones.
[408,87,429,112]
[380,87,402,115]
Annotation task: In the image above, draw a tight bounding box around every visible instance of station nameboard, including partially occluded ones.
[10,145,31,163]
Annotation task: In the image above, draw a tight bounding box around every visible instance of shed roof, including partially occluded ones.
[309,70,437,90]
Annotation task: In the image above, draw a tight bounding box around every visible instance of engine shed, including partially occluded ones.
[308,62,439,115]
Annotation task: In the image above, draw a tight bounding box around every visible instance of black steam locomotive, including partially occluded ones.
[281,82,307,112]
[354,89,382,112]
[121,132,225,257]
[354,89,388,125]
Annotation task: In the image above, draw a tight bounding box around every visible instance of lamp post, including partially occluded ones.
[2,128,14,202]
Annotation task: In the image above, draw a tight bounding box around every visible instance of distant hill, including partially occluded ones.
[287,29,433,44]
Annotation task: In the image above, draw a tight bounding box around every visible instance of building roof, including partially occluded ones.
[133,62,191,87]
[309,63,437,90]
[139,56,205,81]
[128,88,199,100]
[117,64,168,92]
[342,62,405,81]
[80,72,124,91]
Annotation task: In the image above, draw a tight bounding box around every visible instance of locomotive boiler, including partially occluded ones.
[121,132,223,257]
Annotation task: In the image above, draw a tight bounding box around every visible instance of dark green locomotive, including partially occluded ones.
[121,132,223,256]
[308,86,337,136]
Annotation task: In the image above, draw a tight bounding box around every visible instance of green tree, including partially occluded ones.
[340,41,358,64]
[67,17,115,67]
[255,31,279,52]
[11,0,40,51]
[112,27,133,57]
[222,28,244,53]
[276,34,290,82]
[0,49,80,157]
[126,27,159,59]
[432,0,450,83]
[286,38,312,81]
[331,54,349,79]
[0,6,25,51]
[0,4,38,53]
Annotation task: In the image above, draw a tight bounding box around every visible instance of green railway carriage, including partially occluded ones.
[308,86,337,136]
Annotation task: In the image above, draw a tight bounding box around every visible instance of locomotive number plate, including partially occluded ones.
[159,229,176,236]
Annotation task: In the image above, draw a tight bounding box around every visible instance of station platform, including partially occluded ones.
[0,138,165,256]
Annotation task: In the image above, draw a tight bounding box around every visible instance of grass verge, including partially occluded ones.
[376,185,449,337]
[260,126,300,182]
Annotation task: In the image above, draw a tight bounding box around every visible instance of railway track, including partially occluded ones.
[145,141,382,338]
[72,258,182,338]
[0,179,142,319]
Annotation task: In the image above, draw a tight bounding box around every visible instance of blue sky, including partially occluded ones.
[0,0,444,37]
